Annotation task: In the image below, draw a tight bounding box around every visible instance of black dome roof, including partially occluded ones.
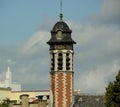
[47,20,76,45]
[51,21,71,33]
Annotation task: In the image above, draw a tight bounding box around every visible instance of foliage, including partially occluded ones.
[0,98,10,107]
[105,70,120,107]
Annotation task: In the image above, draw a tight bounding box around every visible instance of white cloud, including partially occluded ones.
[75,60,120,94]
[67,21,120,94]
[20,30,49,56]
[11,20,120,93]
[101,0,120,18]
[7,59,16,65]
[88,0,120,25]
[11,30,51,90]
[70,22,120,62]
[0,18,120,94]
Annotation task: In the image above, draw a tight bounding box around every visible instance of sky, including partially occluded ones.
[0,0,120,94]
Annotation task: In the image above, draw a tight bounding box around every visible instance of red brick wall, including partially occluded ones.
[66,73,73,107]
[50,72,73,107]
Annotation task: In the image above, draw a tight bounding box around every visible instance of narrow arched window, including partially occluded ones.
[57,53,63,70]
[66,53,70,70]
[51,53,55,70]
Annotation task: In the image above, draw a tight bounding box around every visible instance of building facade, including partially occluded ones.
[0,88,49,104]
[0,87,105,107]
[47,14,76,107]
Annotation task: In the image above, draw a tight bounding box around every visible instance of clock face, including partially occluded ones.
[56,31,62,40]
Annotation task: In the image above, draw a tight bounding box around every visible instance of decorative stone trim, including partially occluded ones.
[62,73,67,107]
[55,73,58,107]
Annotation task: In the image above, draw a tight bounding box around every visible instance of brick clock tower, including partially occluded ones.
[47,11,76,107]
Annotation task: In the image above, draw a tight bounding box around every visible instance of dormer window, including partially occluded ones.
[56,30,62,40]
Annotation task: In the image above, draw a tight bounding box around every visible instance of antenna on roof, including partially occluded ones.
[59,0,63,21]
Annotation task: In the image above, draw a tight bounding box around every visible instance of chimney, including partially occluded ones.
[20,94,29,107]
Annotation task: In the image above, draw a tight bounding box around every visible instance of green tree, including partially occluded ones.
[105,70,120,107]
[0,98,10,107]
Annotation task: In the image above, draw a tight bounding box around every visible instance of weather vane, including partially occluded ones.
[60,0,63,21]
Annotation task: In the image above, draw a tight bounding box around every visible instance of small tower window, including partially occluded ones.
[66,53,70,70]
[57,53,63,70]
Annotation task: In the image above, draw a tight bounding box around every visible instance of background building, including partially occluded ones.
[0,67,21,91]
[73,94,104,107]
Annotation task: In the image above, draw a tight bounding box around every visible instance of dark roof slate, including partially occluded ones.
[47,21,76,45]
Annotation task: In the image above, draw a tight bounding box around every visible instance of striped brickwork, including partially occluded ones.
[51,71,73,107]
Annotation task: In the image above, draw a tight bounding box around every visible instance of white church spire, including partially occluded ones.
[6,66,12,81]
[5,66,12,88]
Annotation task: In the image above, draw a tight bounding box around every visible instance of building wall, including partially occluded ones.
[0,88,11,101]
[0,88,49,104]
[10,91,49,102]
[0,82,21,91]
[11,83,21,91]
[0,82,5,87]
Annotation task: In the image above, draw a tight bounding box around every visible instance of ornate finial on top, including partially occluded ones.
[60,0,63,21]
